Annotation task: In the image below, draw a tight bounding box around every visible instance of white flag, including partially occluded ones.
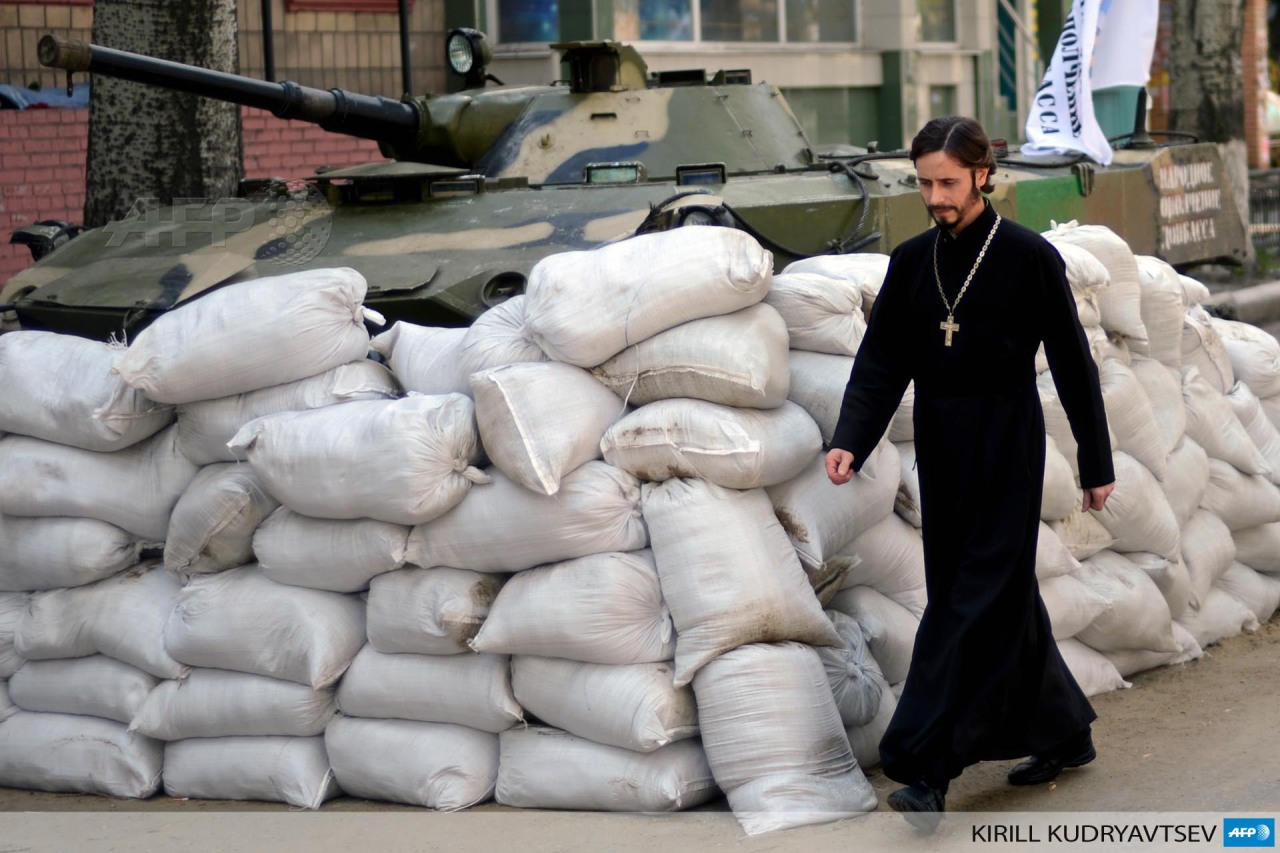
[1022,0,1112,165]
[1092,0,1159,88]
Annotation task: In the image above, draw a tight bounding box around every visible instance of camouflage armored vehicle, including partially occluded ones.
[0,30,1249,340]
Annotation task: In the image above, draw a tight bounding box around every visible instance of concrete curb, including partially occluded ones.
[1203,279,1280,325]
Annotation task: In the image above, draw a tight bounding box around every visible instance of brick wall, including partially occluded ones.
[0,106,385,286]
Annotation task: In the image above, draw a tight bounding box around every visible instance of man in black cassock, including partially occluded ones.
[825,116,1116,833]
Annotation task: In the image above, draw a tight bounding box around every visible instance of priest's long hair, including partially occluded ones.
[910,116,996,194]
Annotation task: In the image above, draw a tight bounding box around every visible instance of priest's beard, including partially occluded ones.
[928,176,984,233]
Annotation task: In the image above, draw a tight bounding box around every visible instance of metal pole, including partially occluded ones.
[398,0,412,95]
[261,0,276,81]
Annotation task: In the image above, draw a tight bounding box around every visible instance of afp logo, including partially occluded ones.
[1224,818,1275,847]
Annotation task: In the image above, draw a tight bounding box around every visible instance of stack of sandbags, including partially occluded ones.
[0,332,187,799]
[517,230,873,832]
[1043,221,1148,362]
[115,267,395,808]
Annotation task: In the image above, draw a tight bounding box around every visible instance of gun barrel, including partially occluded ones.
[38,35,420,144]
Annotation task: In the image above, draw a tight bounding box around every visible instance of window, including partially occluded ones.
[614,0,693,40]
[918,0,955,43]
[929,84,956,117]
[785,0,854,43]
[498,0,560,42]
[700,0,778,42]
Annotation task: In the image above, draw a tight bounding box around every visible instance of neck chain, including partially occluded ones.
[932,211,1001,347]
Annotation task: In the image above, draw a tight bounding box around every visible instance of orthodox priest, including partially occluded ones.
[825,116,1115,833]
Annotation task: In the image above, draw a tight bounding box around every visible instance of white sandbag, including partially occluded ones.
[1039,574,1111,641]
[1182,306,1235,394]
[781,253,888,304]
[826,586,919,684]
[230,394,486,525]
[591,304,790,409]
[1202,459,1280,530]
[1233,522,1280,573]
[130,669,336,740]
[0,681,14,723]
[163,566,365,688]
[366,567,503,655]
[471,550,675,665]
[1181,508,1238,608]
[764,272,865,356]
[817,611,883,730]
[1216,561,1280,623]
[1182,365,1270,476]
[1176,587,1260,649]
[0,427,198,540]
[1043,222,1146,344]
[0,593,25,678]
[1127,551,1193,620]
[496,727,716,812]
[1132,256,1186,369]
[692,642,876,835]
[1092,452,1180,559]
[1056,639,1131,697]
[1178,274,1211,306]
[9,656,155,723]
[1050,508,1115,560]
[887,381,915,442]
[1042,435,1080,522]
[1226,381,1280,486]
[164,463,279,576]
[0,711,162,798]
[405,462,647,573]
[1038,374,1079,477]
[1087,325,1130,366]
[831,512,927,616]
[1129,355,1186,456]
[642,479,840,686]
[524,228,773,367]
[472,361,625,495]
[1099,360,1167,480]
[1160,437,1211,529]
[510,656,696,752]
[1212,317,1280,399]
[16,564,187,679]
[846,672,896,769]
[786,350,851,444]
[894,441,922,528]
[0,515,142,592]
[767,441,899,572]
[0,331,172,451]
[1103,620,1202,678]
[601,399,820,490]
[163,736,339,809]
[325,715,498,810]
[455,295,549,380]
[1074,551,1179,654]
[1263,393,1280,433]
[369,322,469,396]
[336,646,521,733]
[1036,521,1083,580]
[1049,240,1110,302]
[175,359,400,465]
[254,508,409,593]
[113,267,379,405]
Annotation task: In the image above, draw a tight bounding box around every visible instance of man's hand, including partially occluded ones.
[826,448,855,485]
[1083,482,1115,512]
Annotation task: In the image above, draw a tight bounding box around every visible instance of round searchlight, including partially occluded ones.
[446,29,492,86]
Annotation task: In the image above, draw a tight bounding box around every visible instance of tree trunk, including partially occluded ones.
[84,0,242,229]
[1167,0,1252,264]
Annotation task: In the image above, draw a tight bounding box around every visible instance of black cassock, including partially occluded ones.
[831,200,1115,789]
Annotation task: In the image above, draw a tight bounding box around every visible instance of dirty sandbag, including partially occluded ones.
[175,359,400,466]
[366,567,504,655]
[113,267,380,405]
[370,322,469,396]
[164,463,280,577]
[0,711,162,798]
[229,394,487,525]
[525,227,773,368]
[130,668,336,740]
[1050,508,1115,561]
[0,330,172,452]
[0,515,142,592]
[831,512,927,616]
[163,736,340,809]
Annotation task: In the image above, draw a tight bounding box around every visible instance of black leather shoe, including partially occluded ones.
[887,782,946,834]
[1007,737,1097,786]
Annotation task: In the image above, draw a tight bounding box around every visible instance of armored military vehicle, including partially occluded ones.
[0,30,1249,339]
